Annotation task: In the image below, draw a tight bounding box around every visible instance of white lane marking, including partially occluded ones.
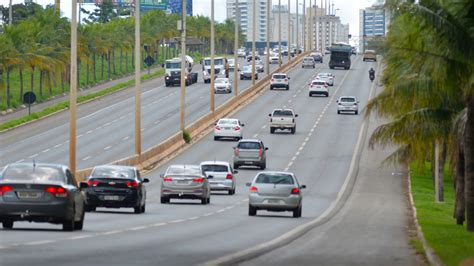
[152,222,167,227]
[188,216,199,220]
[288,99,292,103]
[96,126,103,130]
[77,134,83,138]
[130,226,147,231]
[169,219,185,224]
[15,159,25,163]
[112,119,118,123]
[262,125,267,129]
[24,240,56,246]
[54,144,62,148]
[154,120,160,125]
[86,130,93,134]
[202,213,214,217]
[42,149,50,153]
[100,230,123,236]
[122,136,130,141]
[82,156,91,161]
[253,133,258,138]
[104,146,112,150]
[104,122,111,126]
[69,235,93,240]
[120,115,125,119]
[28,154,38,158]
[141,128,145,132]
[216,209,226,213]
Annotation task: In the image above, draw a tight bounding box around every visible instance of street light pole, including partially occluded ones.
[296,0,299,53]
[287,0,291,63]
[251,0,256,86]
[134,0,141,155]
[266,0,270,75]
[278,0,282,68]
[8,0,12,25]
[309,0,312,51]
[210,0,215,112]
[69,0,78,175]
[180,0,187,132]
[234,0,239,96]
[303,0,306,52]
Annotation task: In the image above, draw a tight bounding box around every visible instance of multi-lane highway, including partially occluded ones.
[0,55,378,265]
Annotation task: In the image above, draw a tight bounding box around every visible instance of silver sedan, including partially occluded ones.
[246,171,306,218]
[214,78,232,93]
[160,165,210,204]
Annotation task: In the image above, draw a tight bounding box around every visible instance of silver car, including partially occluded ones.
[214,78,232,93]
[160,165,210,204]
[233,139,268,169]
[200,161,237,195]
[316,72,334,86]
[0,163,88,231]
[214,118,244,140]
[246,171,306,218]
[337,96,359,115]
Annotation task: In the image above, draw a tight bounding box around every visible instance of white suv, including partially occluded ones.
[309,79,328,97]
[270,73,290,90]
[337,96,359,115]
[302,57,315,68]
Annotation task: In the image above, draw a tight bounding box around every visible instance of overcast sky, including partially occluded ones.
[1,0,376,35]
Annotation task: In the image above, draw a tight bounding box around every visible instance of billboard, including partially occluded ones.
[81,0,193,15]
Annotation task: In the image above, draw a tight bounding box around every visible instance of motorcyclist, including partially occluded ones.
[369,68,375,82]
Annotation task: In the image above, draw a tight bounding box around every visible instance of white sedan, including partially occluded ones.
[214,118,244,140]
[214,78,232,93]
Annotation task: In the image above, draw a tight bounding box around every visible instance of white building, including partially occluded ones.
[359,3,389,52]
[306,5,342,52]
[226,0,269,42]
[336,23,349,43]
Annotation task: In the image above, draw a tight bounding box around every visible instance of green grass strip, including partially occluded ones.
[410,164,474,266]
[0,69,164,131]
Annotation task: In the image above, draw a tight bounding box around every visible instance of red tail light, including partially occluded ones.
[215,126,221,130]
[259,148,263,157]
[193,177,205,183]
[291,188,300,194]
[88,180,99,187]
[45,186,68,198]
[234,126,240,131]
[126,181,139,187]
[0,185,13,196]
[226,173,233,180]
[163,177,173,182]
[234,148,240,156]
[249,186,258,193]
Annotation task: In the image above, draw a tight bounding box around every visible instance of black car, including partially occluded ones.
[85,165,148,214]
[0,163,87,231]
[246,55,261,62]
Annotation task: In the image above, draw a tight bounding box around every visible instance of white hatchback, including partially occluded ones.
[270,73,290,90]
[214,118,244,140]
[309,80,329,97]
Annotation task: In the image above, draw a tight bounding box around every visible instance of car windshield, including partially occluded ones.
[215,79,228,84]
[304,58,313,61]
[203,58,224,66]
[273,110,293,116]
[166,165,201,175]
[218,119,238,125]
[201,165,228,173]
[273,74,286,79]
[91,166,135,179]
[1,165,65,183]
[238,142,261,149]
[228,59,235,64]
[312,81,326,85]
[243,66,252,71]
[255,173,294,185]
[165,62,181,69]
[340,98,356,103]
[318,73,330,77]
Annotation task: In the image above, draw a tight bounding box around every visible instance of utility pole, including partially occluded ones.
[288,0,291,63]
[69,0,78,175]
[134,0,141,155]
[321,0,324,54]
[56,0,60,13]
[309,0,312,51]
[303,0,306,52]
[278,0,282,68]
[8,0,12,25]
[210,0,215,112]
[251,0,256,86]
[180,0,187,132]
[296,0,299,53]
[266,0,270,75]
[234,0,239,96]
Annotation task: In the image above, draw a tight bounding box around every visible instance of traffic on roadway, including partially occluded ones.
[0,51,377,266]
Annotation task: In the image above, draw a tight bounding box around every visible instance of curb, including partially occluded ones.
[407,169,444,266]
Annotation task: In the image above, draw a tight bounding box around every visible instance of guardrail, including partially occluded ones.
[76,52,310,180]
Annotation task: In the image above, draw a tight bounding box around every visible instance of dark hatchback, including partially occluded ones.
[0,163,87,231]
[85,165,148,214]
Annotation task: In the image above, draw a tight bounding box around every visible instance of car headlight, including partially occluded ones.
[203,71,209,76]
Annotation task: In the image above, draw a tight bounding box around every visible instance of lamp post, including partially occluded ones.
[309,0,312,51]
[287,0,291,63]
[9,0,12,25]
[234,0,239,96]
[180,0,187,132]
[303,0,306,52]
[266,0,270,75]
[210,0,215,112]
[251,0,256,86]
[69,0,78,175]
[278,0,282,67]
[296,0,299,53]
[134,0,141,155]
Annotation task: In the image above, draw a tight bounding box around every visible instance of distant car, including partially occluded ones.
[200,161,237,195]
[214,118,244,140]
[240,65,258,80]
[0,163,87,231]
[228,58,239,71]
[255,60,264,73]
[237,49,247,58]
[316,72,334,86]
[363,50,377,61]
[214,78,232,93]
[310,52,323,63]
[309,79,329,97]
[246,55,261,62]
[160,165,210,204]
[233,139,268,170]
[337,96,359,115]
[270,73,290,90]
[302,57,315,68]
[269,54,280,64]
[269,109,298,134]
[246,171,306,217]
[84,165,149,213]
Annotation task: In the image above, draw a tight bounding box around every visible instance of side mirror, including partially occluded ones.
[233,170,239,174]
[357,101,360,103]
[268,114,272,117]
[241,123,245,127]
[265,147,269,150]
[143,178,150,183]
[161,63,164,68]
[207,175,214,179]
[301,185,306,189]
[79,182,88,189]
[245,182,251,187]
[295,114,298,117]
[336,100,339,103]
[288,77,291,79]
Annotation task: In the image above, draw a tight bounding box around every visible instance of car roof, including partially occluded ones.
[311,79,327,83]
[93,164,137,171]
[4,163,67,172]
[200,161,230,166]
[272,108,294,112]
[272,73,287,76]
[339,96,357,99]
[238,139,261,143]
[255,171,295,177]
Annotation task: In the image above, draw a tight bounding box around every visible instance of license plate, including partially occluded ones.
[18,191,38,198]
[267,199,281,204]
[224,127,231,130]
[177,180,188,184]
[104,195,120,201]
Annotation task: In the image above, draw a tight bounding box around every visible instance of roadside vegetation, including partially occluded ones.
[0,1,244,111]
[411,164,474,265]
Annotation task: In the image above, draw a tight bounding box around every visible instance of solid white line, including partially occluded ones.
[69,235,93,240]
[86,130,93,134]
[42,149,50,153]
[122,136,130,140]
[24,240,56,245]
[54,144,62,148]
[104,146,112,150]
[82,156,91,161]
[28,154,38,158]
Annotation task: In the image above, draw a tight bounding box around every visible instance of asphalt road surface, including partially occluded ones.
[0,55,408,266]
